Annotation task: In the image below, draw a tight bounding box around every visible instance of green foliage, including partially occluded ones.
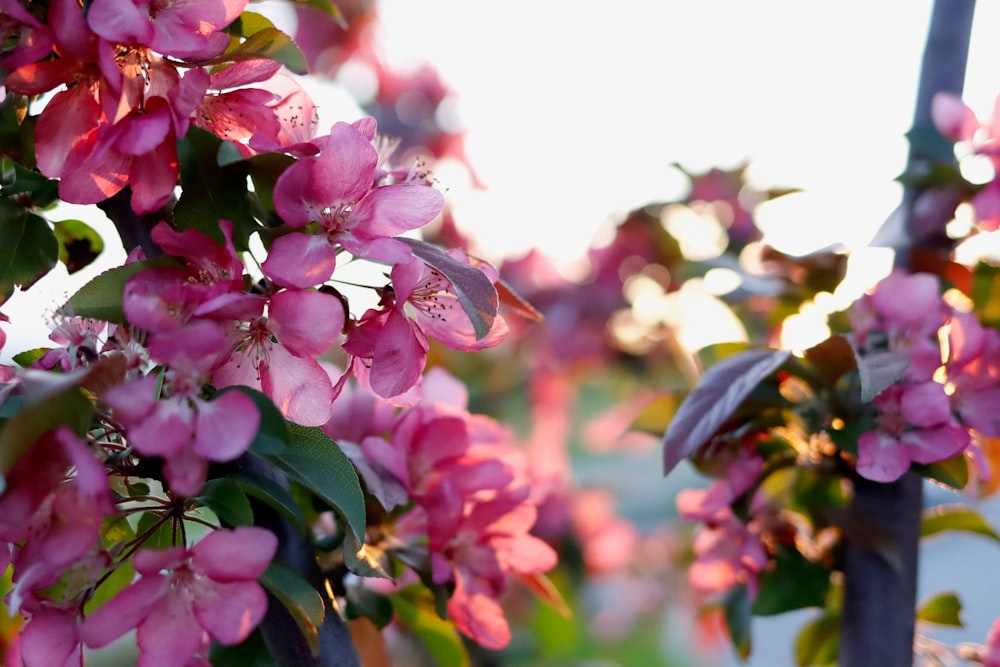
[198,478,255,527]
[175,127,257,250]
[345,585,394,629]
[753,546,832,616]
[915,453,969,490]
[794,612,839,666]
[260,561,327,657]
[209,26,308,75]
[62,257,179,323]
[53,219,104,273]
[0,200,58,298]
[916,591,964,627]
[391,591,471,667]
[723,584,753,660]
[921,503,1000,543]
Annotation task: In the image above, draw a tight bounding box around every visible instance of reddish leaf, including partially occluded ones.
[662,348,790,475]
[496,277,544,323]
[400,238,498,340]
[803,334,857,387]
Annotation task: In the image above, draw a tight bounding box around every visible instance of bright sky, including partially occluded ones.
[5,1,1000,355]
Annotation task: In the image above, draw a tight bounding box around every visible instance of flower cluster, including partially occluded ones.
[849,271,1000,482]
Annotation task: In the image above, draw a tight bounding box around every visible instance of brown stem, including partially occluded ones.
[839,2,976,665]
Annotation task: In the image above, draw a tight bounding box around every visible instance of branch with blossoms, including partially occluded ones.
[0,1,558,664]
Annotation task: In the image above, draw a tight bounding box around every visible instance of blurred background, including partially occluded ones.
[9,1,1000,665]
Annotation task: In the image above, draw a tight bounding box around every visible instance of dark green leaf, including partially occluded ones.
[723,584,753,661]
[391,593,470,667]
[0,201,58,297]
[61,257,178,323]
[198,478,254,527]
[135,511,177,550]
[248,152,295,219]
[399,237,499,340]
[906,125,959,164]
[230,471,305,533]
[917,591,963,627]
[2,163,59,208]
[175,127,256,251]
[794,613,839,666]
[753,546,831,616]
[85,558,135,615]
[53,219,104,273]
[252,423,365,543]
[260,561,325,656]
[663,348,790,475]
[921,503,1000,542]
[209,629,272,667]
[345,586,394,628]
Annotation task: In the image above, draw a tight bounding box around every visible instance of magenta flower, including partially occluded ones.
[856,383,969,482]
[80,527,277,667]
[210,288,346,426]
[688,508,767,597]
[104,321,260,495]
[262,119,444,288]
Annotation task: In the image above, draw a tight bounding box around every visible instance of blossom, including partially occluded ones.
[103,321,260,495]
[856,383,969,482]
[262,119,444,288]
[80,527,277,667]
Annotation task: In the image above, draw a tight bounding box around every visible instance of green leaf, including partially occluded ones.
[753,546,831,616]
[230,471,306,533]
[915,452,969,490]
[399,238,499,341]
[85,558,135,615]
[0,388,92,490]
[234,387,291,457]
[794,613,839,666]
[208,27,308,75]
[391,593,471,667]
[921,503,1000,542]
[198,478,254,527]
[2,163,59,208]
[11,348,47,367]
[723,584,753,661]
[175,127,256,251]
[225,10,275,37]
[135,511,177,550]
[61,257,177,323]
[296,0,348,28]
[0,201,58,297]
[345,585,394,628]
[260,561,325,657]
[906,124,959,164]
[917,591,963,627]
[53,219,104,273]
[254,423,366,545]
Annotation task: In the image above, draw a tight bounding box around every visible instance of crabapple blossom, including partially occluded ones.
[80,527,277,667]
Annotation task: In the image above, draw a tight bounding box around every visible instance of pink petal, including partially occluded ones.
[349,184,444,238]
[260,233,337,288]
[900,381,952,427]
[447,573,511,650]
[162,446,210,497]
[191,527,277,582]
[273,122,376,226]
[148,320,226,372]
[57,129,130,205]
[261,345,334,426]
[80,575,166,648]
[20,608,81,667]
[368,310,427,399]
[128,139,178,214]
[193,580,267,645]
[135,592,205,667]
[902,425,969,465]
[856,430,910,482]
[192,391,259,461]
[86,0,154,45]
[135,547,188,574]
[268,289,344,358]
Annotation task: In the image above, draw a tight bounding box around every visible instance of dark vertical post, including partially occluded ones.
[839,2,976,665]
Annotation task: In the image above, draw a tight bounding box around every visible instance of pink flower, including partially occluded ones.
[856,383,969,482]
[688,508,767,597]
[104,321,260,496]
[262,119,444,288]
[80,527,277,667]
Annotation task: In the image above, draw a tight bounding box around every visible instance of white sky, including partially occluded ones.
[6,1,1000,353]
